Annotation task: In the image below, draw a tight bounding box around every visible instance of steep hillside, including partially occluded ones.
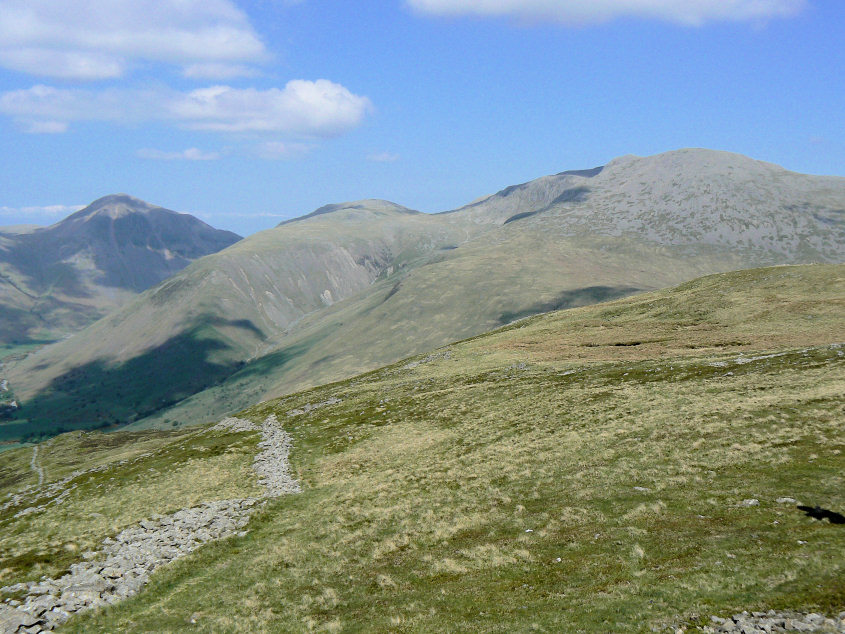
[0,264,842,632]
[0,195,241,343]
[4,149,845,441]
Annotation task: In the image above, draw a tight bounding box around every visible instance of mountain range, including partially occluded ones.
[0,195,241,344]
[1,148,843,442]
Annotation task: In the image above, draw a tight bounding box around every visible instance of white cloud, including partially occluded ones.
[0,49,125,80]
[182,63,259,80]
[0,0,267,80]
[368,151,400,163]
[0,81,372,138]
[0,204,84,216]
[172,81,373,135]
[406,0,806,25]
[137,147,221,161]
[21,120,68,134]
[0,85,162,127]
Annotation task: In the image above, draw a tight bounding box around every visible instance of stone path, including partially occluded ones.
[696,610,845,633]
[3,417,841,633]
[29,447,43,488]
[0,415,298,634]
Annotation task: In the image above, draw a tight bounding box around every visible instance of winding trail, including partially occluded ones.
[29,446,43,488]
[0,415,298,633]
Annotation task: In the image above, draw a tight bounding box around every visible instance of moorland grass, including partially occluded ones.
[1,264,841,632]
[60,264,844,632]
[0,427,261,587]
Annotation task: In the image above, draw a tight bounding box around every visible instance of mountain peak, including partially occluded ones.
[278,199,419,226]
[603,147,787,173]
[67,194,161,222]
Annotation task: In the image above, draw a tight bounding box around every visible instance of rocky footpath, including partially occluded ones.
[696,610,845,633]
[1,462,113,518]
[0,416,297,633]
[252,415,301,497]
[285,397,342,418]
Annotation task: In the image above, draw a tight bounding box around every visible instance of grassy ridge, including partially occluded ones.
[1,264,842,632]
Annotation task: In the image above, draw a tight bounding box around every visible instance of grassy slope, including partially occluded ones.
[0,427,262,587]
[114,149,845,432]
[128,231,764,432]
[3,205,464,440]
[35,263,841,633]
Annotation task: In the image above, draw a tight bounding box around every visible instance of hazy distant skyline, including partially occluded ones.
[0,0,842,235]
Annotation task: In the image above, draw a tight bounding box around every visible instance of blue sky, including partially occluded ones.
[0,0,842,235]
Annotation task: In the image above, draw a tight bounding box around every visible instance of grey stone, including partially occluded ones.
[0,413,301,632]
[22,596,58,617]
[0,610,28,634]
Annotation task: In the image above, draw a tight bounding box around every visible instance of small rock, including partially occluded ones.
[741,499,759,507]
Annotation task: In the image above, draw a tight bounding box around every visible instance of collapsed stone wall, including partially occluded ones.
[0,415,296,634]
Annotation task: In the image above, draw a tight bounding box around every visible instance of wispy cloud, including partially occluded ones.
[0,0,267,80]
[182,63,260,80]
[255,141,313,160]
[406,0,806,26]
[197,211,289,218]
[367,151,400,163]
[0,81,373,138]
[137,147,221,161]
[21,120,68,134]
[0,204,84,216]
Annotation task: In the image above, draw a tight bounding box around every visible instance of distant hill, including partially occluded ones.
[2,149,844,441]
[0,195,241,343]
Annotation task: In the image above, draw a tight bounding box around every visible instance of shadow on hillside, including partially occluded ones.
[504,186,592,225]
[498,285,642,324]
[2,318,262,443]
[229,326,341,387]
[5,243,94,298]
[798,505,845,525]
[0,303,45,343]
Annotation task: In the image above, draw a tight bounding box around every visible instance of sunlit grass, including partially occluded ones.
[1,264,841,632]
[0,427,261,586]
